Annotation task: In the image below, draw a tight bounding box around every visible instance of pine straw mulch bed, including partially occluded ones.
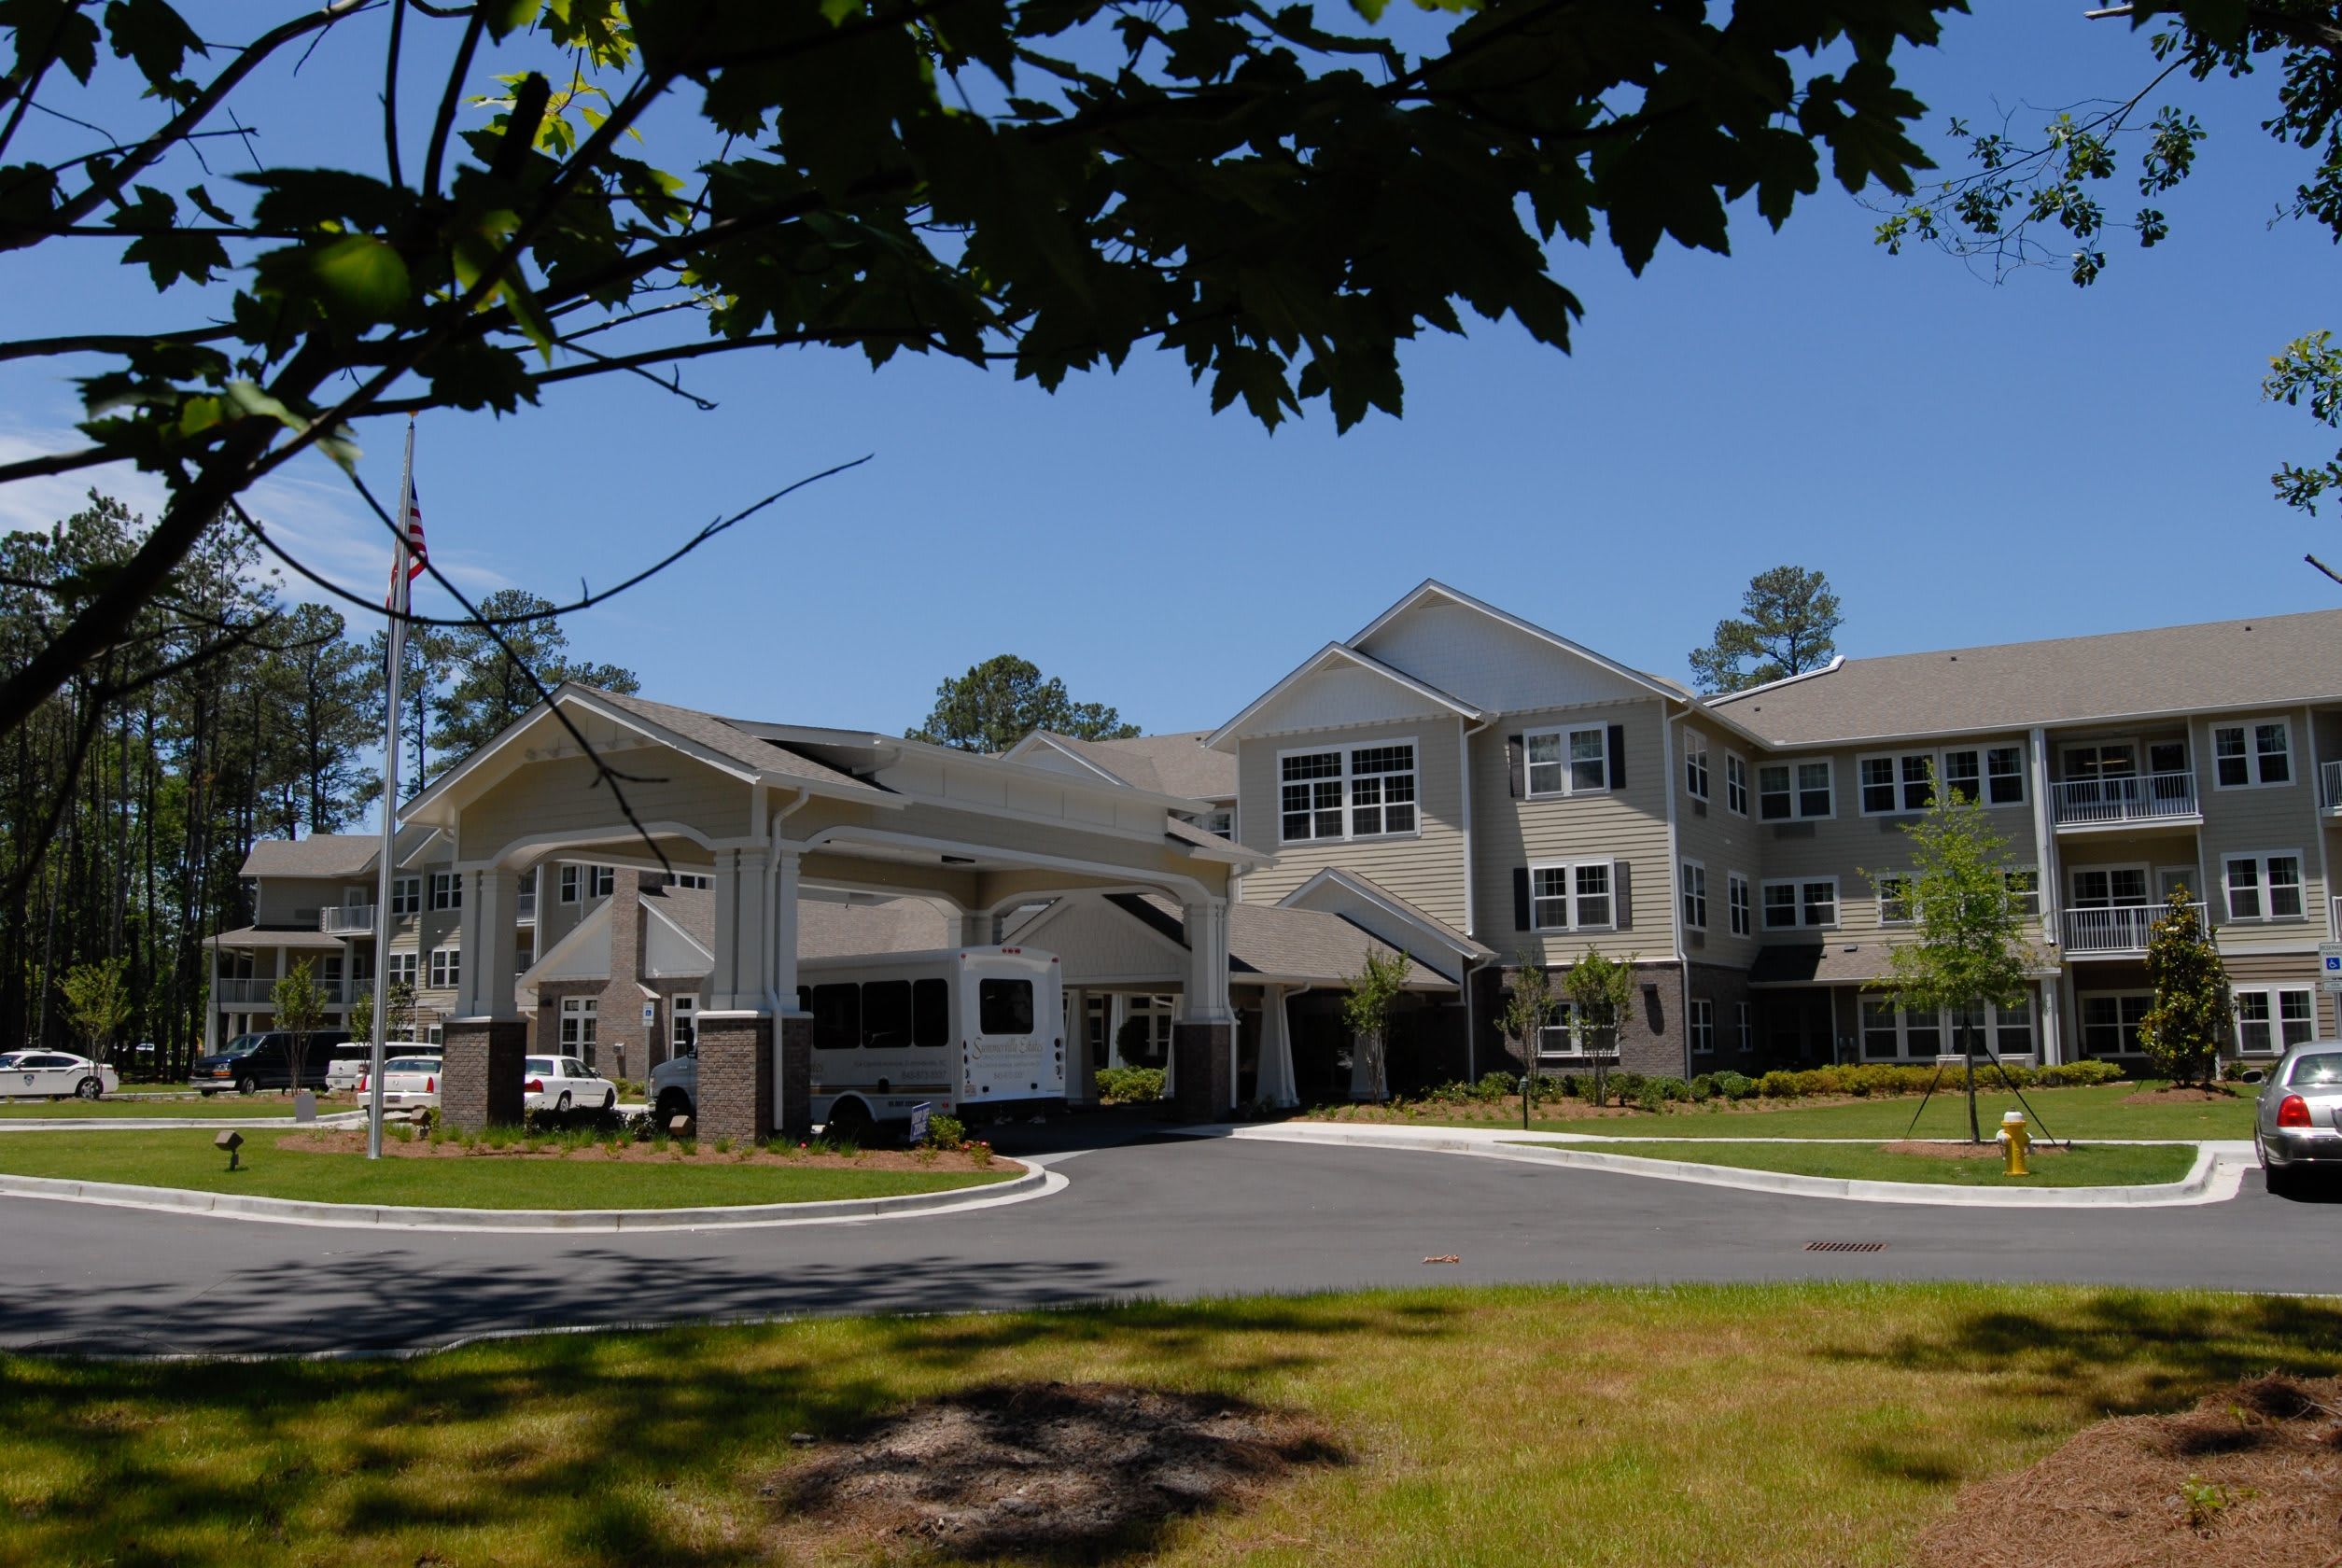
[1913,1374,2342,1568]
[275,1128,1002,1175]
[1878,1140,2067,1160]
[767,1381,1344,1563]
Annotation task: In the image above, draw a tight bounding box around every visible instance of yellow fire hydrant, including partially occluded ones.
[1997,1111,2032,1178]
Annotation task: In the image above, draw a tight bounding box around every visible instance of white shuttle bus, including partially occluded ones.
[799,945,1065,1133]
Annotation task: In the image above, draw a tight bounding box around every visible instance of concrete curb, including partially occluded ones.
[1189,1122,2245,1208]
[0,1158,1053,1232]
[0,1112,371,1132]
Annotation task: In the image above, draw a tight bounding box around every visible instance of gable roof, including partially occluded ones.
[1274,866,1491,971]
[1711,607,2342,746]
[1350,580,1689,706]
[1106,894,1453,988]
[241,834,380,880]
[587,689,888,795]
[1205,642,1483,750]
[1017,730,1237,802]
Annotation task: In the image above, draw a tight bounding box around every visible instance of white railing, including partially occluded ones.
[2050,771,2199,827]
[2322,759,2342,810]
[516,890,537,923]
[317,904,375,934]
[2062,902,2207,954]
[214,977,359,1005]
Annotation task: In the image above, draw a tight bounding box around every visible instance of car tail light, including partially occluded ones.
[526,1078,543,1093]
[425,1075,435,1094]
[2279,1094,2312,1128]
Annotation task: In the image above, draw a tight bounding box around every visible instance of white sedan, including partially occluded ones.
[0,1051,119,1100]
[359,1056,444,1111]
[525,1056,618,1115]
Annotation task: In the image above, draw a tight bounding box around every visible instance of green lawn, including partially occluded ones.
[0,1283,2333,1567]
[1547,1139,2200,1187]
[1356,1083,2255,1141]
[0,1097,316,1119]
[0,1129,1009,1209]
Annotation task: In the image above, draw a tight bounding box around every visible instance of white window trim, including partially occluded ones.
[427,946,460,989]
[385,951,418,985]
[1683,728,1709,802]
[1527,859,1618,933]
[1689,997,1715,1055]
[558,865,580,904]
[2076,989,2153,1057]
[1522,724,1611,801]
[2069,861,2152,908]
[588,864,615,899]
[2210,716,2294,791]
[2233,984,2317,1057]
[1734,999,1753,1054]
[1275,740,1423,845]
[1859,996,2036,1061]
[1760,875,1840,930]
[428,872,461,912]
[1727,870,1752,938]
[1679,859,1707,931]
[389,875,421,916]
[2222,848,2308,923]
[1757,758,1835,821]
[1877,874,1914,927]
[1724,752,1749,817]
[1855,743,2028,817]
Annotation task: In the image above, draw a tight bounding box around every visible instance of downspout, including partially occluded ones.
[762,787,812,1017]
[1661,705,1690,1077]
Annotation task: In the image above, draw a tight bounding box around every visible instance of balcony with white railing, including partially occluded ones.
[213,977,359,1006]
[2322,759,2342,813]
[2062,902,2207,956]
[317,903,375,935]
[2050,772,2200,830]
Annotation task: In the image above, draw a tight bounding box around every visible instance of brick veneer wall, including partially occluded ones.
[442,1019,526,1130]
[695,1011,772,1144]
[1172,1021,1231,1121]
[1478,959,1688,1079]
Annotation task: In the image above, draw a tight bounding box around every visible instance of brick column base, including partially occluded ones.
[442,1019,527,1131]
[1172,1021,1233,1122]
[778,1014,813,1137]
[697,1012,774,1146]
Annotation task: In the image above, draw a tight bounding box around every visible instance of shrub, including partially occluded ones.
[1095,1066,1168,1104]
[1607,1071,1646,1108]
[1758,1071,1800,1099]
[1476,1071,1519,1102]
[1715,1071,1757,1100]
[1689,1073,1718,1102]
[1650,1074,1691,1102]
[2038,1059,2123,1087]
[925,1112,967,1149]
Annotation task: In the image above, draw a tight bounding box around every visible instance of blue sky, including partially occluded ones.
[4,3,2336,761]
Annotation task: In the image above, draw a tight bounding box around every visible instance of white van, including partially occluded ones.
[648,946,1066,1134]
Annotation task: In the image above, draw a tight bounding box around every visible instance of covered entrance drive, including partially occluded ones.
[400,687,1259,1139]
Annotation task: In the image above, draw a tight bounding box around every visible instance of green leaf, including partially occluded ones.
[223,380,363,470]
[310,235,411,321]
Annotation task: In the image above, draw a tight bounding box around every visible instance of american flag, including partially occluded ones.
[384,483,428,609]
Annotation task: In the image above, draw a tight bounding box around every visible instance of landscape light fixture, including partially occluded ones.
[214,1129,245,1171]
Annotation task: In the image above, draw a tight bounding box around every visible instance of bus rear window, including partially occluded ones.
[978,978,1033,1036]
[811,983,861,1051]
[912,978,948,1046]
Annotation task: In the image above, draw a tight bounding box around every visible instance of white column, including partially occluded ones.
[1179,898,1232,1024]
[2037,979,2061,1065]
[708,846,771,1013]
[958,910,993,948]
[1256,985,1298,1107]
[203,945,221,1055]
[456,866,521,1020]
[771,847,804,1013]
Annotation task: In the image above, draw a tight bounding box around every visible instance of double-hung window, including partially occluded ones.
[2003,868,2041,917]
[589,864,615,899]
[2224,851,2306,921]
[1526,726,1610,797]
[1280,744,1416,842]
[2080,993,2151,1057]
[1759,760,1833,820]
[1689,999,1715,1055]
[1984,746,2026,805]
[1735,1000,1753,1054]
[1537,999,1584,1060]
[2236,987,2317,1055]
[428,947,459,989]
[1877,875,1913,926]
[1684,731,1709,802]
[1762,877,1838,930]
[389,875,420,916]
[1724,754,1748,816]
[1858,745,2026,813]
[1679,861,1706,931]
[386,951,418,986]
[1858,752,1932,815]
[2212,720,2293,788]
[1727,872,1751,937]
[428,872,461,911]
[1529,861,1614,931]
[558,865,580,903]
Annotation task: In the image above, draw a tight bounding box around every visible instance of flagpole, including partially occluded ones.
[367,417,416,1160]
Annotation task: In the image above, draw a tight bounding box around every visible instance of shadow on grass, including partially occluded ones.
[0,1292,1442,1568]
[1817,1289,2342,1419]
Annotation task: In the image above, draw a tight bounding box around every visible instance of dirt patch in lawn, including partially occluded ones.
[769,1381,1344,1562]
[2121,1085,2241,1105]
[276,1128,1002,1175]
[1912,1374,2342,1568]
[1880,1140,2066,1160]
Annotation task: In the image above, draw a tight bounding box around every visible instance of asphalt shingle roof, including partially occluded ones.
[241,835,380,879]
[585,688,886,795]
[1112,893,1452,987]
[1038,730,1237,801]
[1712,608,2342,746]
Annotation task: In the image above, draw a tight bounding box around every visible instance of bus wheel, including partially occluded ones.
[825,1098,873,1144]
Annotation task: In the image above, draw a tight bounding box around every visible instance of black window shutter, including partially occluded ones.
[1512,867,1532,931]
[1613,859,1633,929]
[1607,724,1627,790]
[1506,734,1524,798]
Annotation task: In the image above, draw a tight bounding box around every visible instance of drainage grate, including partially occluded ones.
[1803,1240,1887,1253]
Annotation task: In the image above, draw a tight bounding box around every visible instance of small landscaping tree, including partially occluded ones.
[1864,769,2033,1143]
[58,957,133,1061]
[1498,954,1558,1113]
[1561,951,1638,1108]
[271,959,327,1097]
[1342,949,1410,1103]
[2139,888,2229,1091]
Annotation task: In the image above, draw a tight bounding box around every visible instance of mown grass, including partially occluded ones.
[1346,1083,2256,1141]
[0,1097,315,1119]
[1,1283,2335,1567]
[0,1129,1007,1210]
[1549,1139,2200,1187]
